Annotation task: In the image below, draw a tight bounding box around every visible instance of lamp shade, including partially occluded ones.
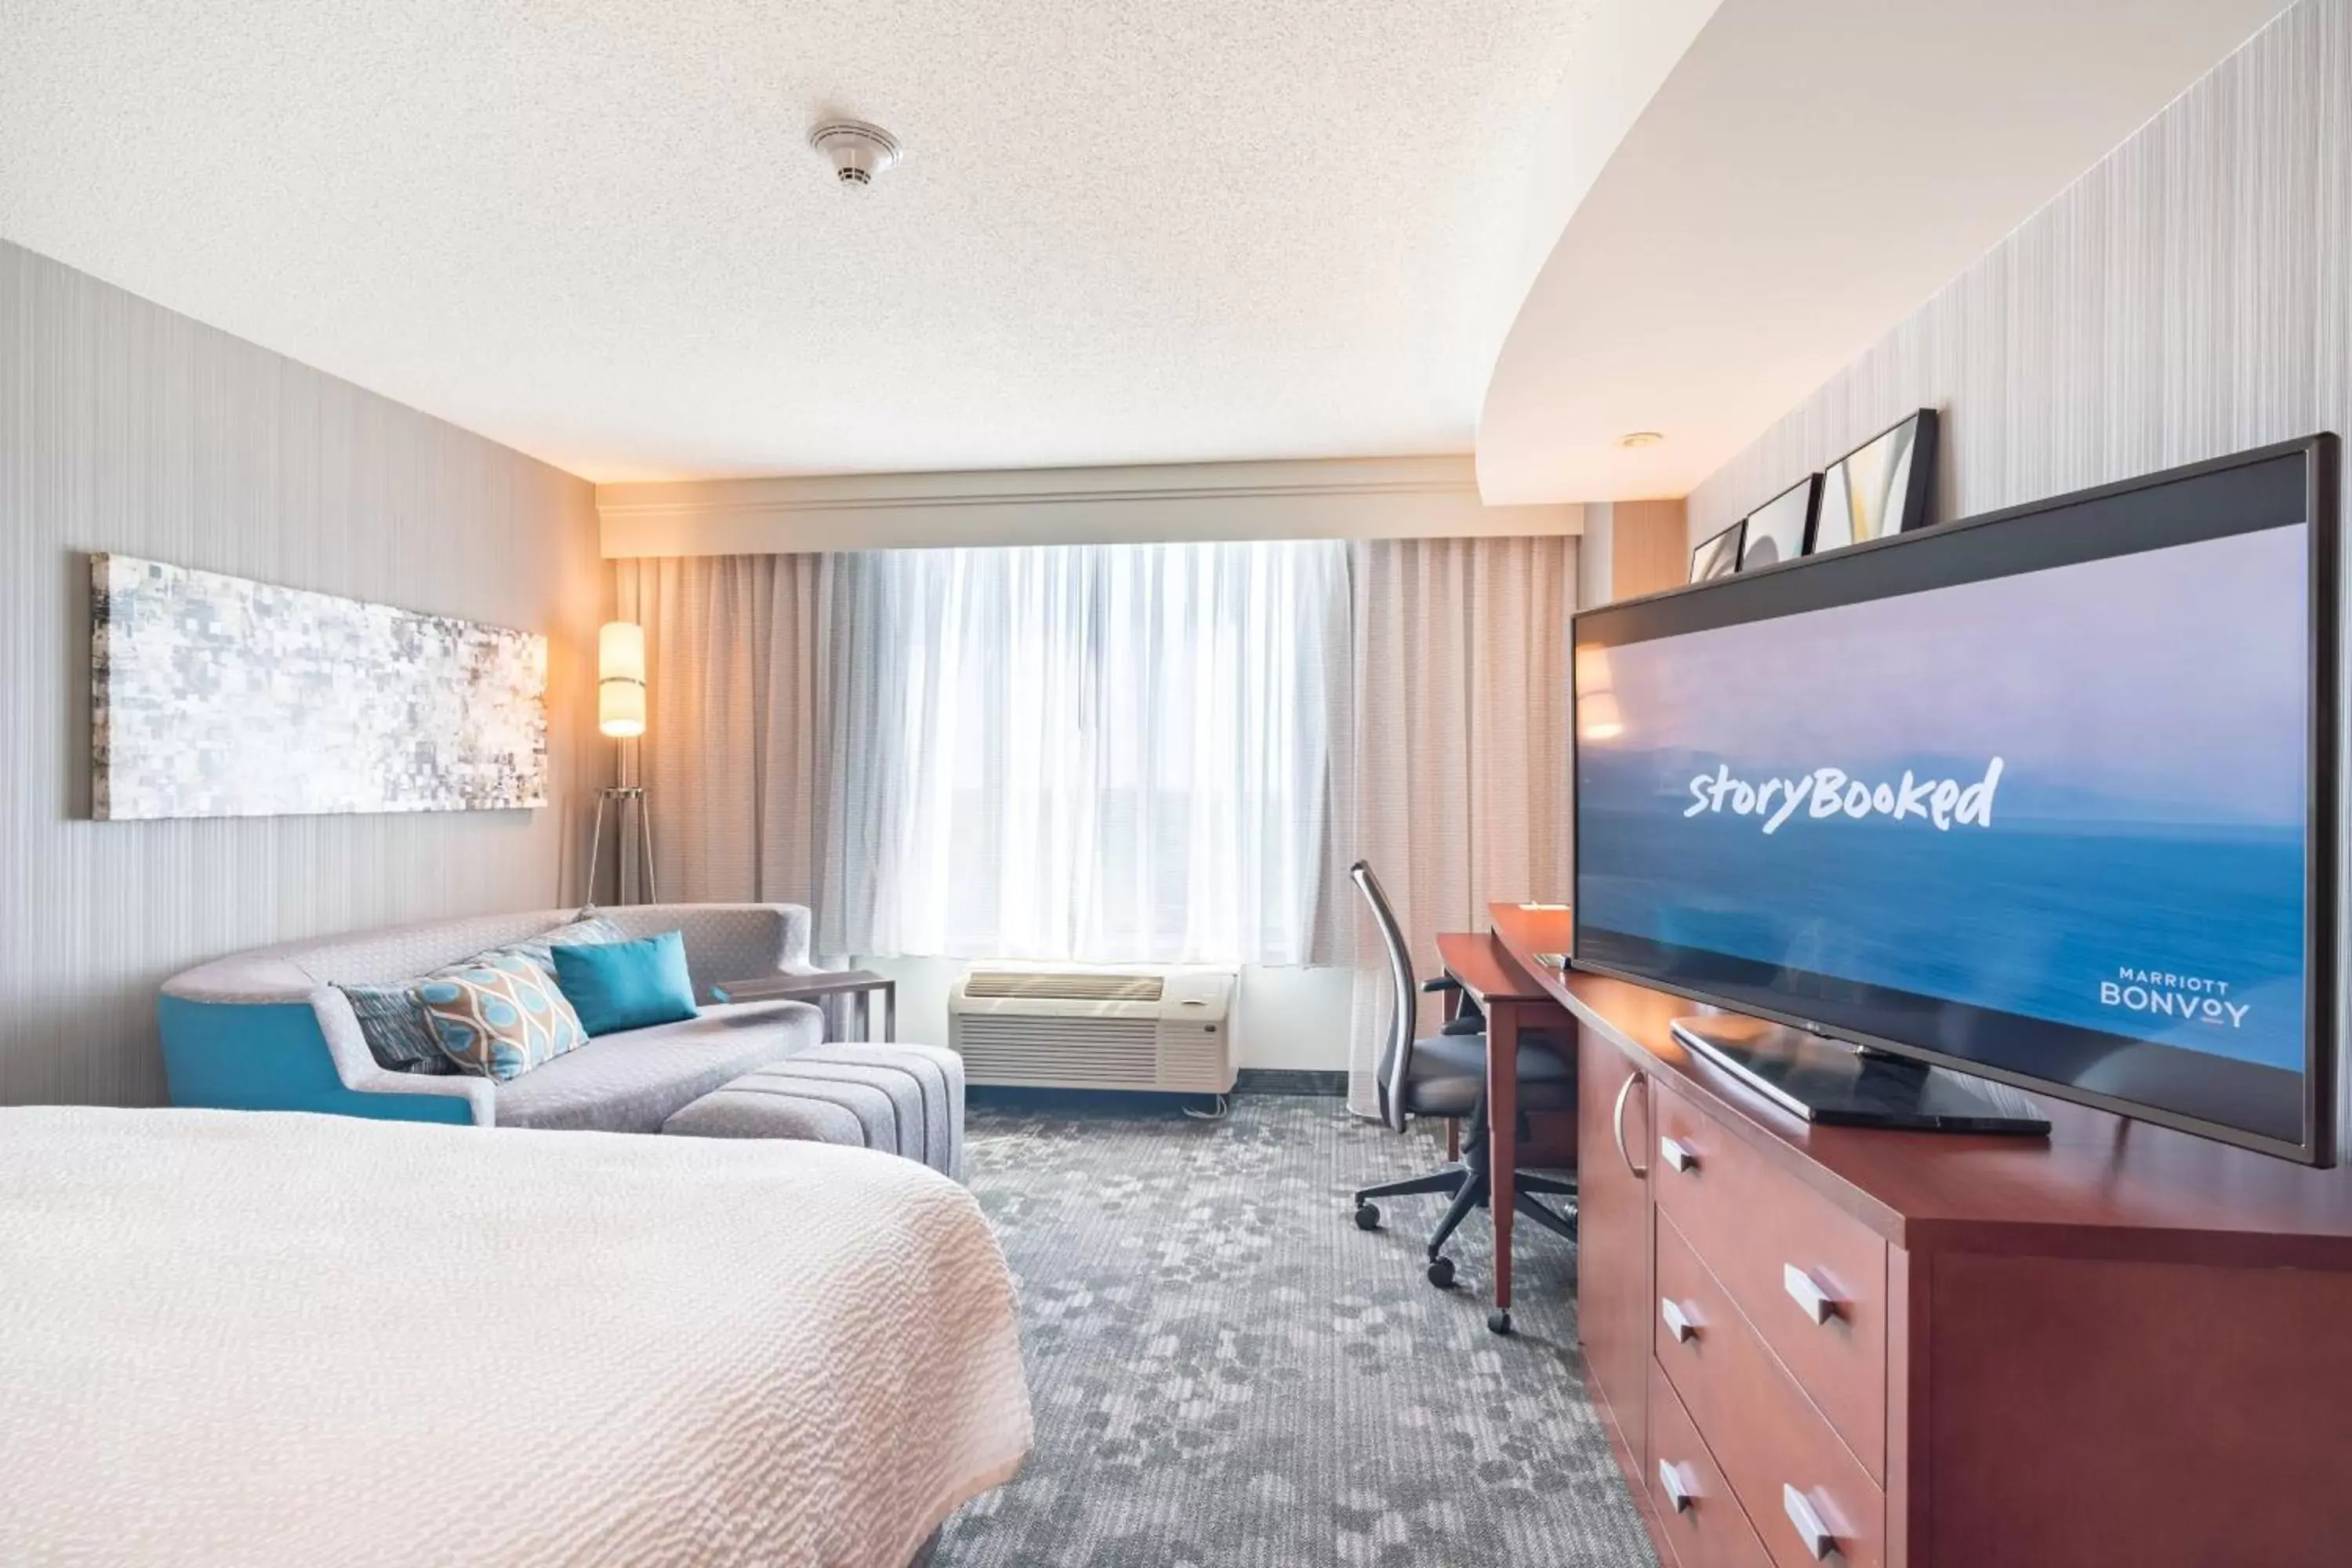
[599,621,646,683]
[598,621,647,738]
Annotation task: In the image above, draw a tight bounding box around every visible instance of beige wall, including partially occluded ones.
[0,241,604,1107]
[1573,498,1688,608]
[1604,499,1689,602]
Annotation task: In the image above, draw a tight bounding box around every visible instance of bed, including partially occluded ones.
[0,1107,1031,1566]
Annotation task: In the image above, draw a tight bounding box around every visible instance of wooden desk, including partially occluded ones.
[1484,903,2352,1567]
[1435,916,1574,1330]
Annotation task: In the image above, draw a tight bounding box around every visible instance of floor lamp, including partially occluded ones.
[586,620,656,904]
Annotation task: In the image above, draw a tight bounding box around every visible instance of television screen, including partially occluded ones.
[1573,439,2337,1163]
[1814,409,1938,552]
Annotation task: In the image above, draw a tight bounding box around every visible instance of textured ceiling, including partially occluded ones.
[0,1,1598,482]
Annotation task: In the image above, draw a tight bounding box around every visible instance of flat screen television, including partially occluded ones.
[1572,436,2339,1164]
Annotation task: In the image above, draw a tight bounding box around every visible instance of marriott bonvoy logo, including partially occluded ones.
[1682,759,2005,833]
[2101,969,2249,1029]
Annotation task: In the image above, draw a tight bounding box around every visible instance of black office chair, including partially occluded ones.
[1348,861,1577,1307]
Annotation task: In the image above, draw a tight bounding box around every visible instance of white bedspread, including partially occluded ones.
[0,1107,1030,1566]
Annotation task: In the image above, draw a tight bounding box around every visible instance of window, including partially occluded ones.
[824,539,1345,964]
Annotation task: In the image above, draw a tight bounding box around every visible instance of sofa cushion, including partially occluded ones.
[492,1000,822,1133]
[417,952,590,1082]
[554,931,698,1036]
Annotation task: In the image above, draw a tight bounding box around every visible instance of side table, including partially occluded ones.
[710,969,898,1043]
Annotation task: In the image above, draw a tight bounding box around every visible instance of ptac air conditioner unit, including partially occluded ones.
[948,967,1237,1093]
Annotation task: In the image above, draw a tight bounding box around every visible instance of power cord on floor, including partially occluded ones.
[1182,1094,1231,1122]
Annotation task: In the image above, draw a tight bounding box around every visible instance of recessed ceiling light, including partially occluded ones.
[1617,431,1664,448]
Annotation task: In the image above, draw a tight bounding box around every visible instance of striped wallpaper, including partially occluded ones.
[1688,0,2346,546]
[0,241,605,1106]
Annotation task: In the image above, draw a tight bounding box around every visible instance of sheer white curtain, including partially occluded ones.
[820,540,1347,965]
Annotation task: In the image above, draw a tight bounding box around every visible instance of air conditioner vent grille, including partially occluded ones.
[953,1014,1162,1087]
[962,971,1166,1002]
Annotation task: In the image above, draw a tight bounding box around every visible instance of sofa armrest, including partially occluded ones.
[158,993,491,1127]
[309,986,497,1124]
[597,904,818,1000]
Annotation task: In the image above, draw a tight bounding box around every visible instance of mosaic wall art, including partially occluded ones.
[91,554,548,820]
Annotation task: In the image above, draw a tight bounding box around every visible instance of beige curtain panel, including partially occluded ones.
[1338,535,1575,1117]
[612,554,837,913]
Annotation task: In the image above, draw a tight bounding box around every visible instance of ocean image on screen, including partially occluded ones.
[1577,524,2310,1076]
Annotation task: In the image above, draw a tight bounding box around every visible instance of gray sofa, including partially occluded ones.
[158,904,826,1133]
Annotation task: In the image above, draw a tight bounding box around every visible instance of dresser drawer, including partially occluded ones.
[1657,1214,1886,1568]
[1652,1083,1888,1479]
[1648,1356,1775,1568]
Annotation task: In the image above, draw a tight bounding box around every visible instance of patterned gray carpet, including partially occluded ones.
[935,1094,1655,1567]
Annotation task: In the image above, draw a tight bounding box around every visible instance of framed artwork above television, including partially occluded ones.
[1689,519,1744,583]
[1813,408,1940,554]
[1737,474,1821,570]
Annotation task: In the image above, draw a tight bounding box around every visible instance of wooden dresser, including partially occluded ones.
[1486,905,2352,1568]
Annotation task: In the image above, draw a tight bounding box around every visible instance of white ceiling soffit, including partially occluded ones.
[0,1,1604,485]
[1477,0,2296,506]
[599,456,1581,557]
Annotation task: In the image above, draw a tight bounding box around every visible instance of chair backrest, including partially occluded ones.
[1350,861,1419,1132]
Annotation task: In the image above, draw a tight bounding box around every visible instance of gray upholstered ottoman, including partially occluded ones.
[660,1044,964,1179]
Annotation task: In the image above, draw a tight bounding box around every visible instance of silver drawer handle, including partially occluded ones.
[1657,1458,1695,1514]
[1611,1074,1650,1178]
[1784,1263,1841,1324]
[1659,1135,1698,1174]
[1783,1483,1838,1559]
[1660,1297,1699,1343]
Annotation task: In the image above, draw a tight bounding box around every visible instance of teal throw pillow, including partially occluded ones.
[553,930,699,1037]
[416,949,590,1081]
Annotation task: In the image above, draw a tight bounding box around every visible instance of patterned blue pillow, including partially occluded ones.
[338,983,454,1075]
[416,950,590,1082]
[497,914,628,986]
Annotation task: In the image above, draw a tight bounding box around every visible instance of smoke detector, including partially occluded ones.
[810,119,902,185]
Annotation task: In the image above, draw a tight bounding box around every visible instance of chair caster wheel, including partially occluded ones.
[1354,1201,1381,1231]
[1487,1309,1512,1336]
[1425,1257,1456,1290]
